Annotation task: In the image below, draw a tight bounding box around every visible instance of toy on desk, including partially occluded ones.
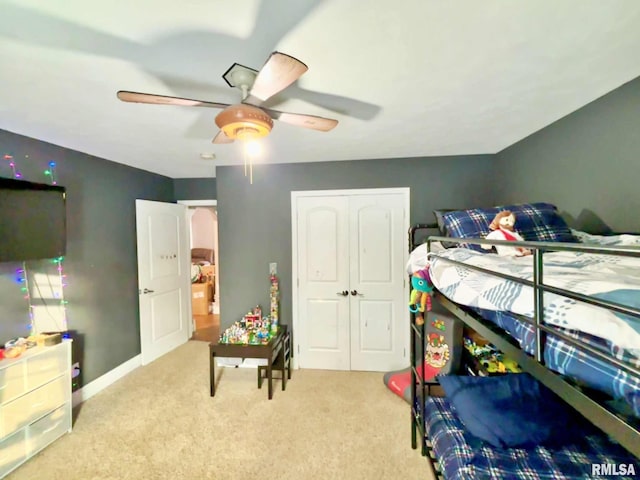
[270,274,279,333]
[219,314,276,345]
[409,267,433,325]
[243,312,260,329]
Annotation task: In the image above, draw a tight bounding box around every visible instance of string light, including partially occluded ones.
[45,161,67,331]
[54,256,68,330]
[44,161,57,185]
[15,266,29,300]
[15,264,34,334]
[3,154,22,178]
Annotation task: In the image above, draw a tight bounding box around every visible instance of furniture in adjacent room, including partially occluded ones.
[191,281,213,316]
[209,326,287,400]
[0,340,72,478]
[191,248,214,265]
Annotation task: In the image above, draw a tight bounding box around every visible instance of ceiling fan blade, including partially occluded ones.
[212,130,234,144]
[117,91,230,109]
[246,52,308,104]
[263,109,338,132]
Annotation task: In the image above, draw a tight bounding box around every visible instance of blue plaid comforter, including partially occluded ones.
[424,396,637,479]
[428,248,640,352]
[476,308,640,417]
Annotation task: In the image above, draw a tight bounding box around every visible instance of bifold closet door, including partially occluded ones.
[296,192,406,371]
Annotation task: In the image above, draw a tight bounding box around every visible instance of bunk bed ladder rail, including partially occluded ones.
[410,289,445,478]
[409,225,431,454]
[409,223,446,480]
[532,249,544,364]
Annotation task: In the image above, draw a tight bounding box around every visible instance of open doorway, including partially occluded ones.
[178,200,220,342]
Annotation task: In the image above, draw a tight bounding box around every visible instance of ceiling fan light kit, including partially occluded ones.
[215,104,273,140]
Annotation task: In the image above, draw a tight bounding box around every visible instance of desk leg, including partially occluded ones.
[267,357,273,400]
[210,348,216,397]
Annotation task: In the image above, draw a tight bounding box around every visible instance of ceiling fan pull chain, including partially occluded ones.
[243,144,248,178]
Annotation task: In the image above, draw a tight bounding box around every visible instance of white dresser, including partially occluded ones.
[0,340,72,478]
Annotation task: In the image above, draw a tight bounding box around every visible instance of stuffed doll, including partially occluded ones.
[409,268,433,325]
[482,210,532,257]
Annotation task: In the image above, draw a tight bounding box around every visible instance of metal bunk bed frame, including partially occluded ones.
[409,224,640,461]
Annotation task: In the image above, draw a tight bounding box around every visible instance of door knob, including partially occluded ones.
[336,290,349,296]
[142,288,155,294]
[350,290,359,296]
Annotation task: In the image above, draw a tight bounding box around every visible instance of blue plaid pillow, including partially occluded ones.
[440,202,576,252]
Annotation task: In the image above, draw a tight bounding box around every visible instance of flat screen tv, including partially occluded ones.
[0,177,67,262]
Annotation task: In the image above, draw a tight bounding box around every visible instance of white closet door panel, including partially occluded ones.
[349,193,406,371]
[297,196,350,370]
[358,301,393,351]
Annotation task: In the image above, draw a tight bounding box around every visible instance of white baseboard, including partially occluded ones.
[72,354,142,407]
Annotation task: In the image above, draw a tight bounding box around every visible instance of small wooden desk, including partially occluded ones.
[209,325,287,400]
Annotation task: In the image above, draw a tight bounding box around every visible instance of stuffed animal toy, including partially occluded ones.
[409,268,433,325]
[482,210,531,256]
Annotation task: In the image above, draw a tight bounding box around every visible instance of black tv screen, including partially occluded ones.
[0,177,67,262]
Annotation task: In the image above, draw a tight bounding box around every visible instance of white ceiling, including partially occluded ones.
[1,0,639,179]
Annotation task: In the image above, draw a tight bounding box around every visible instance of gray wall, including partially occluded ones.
[494,75,640,233]
[216,155,495,331]
[174,178,217,200]
[0,130,174,386]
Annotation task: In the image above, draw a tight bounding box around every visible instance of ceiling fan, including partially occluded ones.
[117,51,339,144]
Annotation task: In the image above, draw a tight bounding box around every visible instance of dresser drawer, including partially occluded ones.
[1,375,69,438]
[0,362,26,405]
[27,404,71,457]
[0,428,27,478]
[25,345,68,390]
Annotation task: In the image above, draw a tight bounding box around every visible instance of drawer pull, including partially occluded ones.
[43,421,62,435]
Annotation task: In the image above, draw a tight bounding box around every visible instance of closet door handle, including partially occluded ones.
[336,290,349,296]
[350,290,360,296]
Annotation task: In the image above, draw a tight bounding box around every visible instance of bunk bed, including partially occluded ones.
[408,206,640,479]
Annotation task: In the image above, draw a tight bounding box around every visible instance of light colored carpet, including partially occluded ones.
[8,340,436,480]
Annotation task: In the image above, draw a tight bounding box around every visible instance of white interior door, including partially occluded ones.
[136,199,190,365]
[296,196,351,370]
[294,189,408,372]
[348,194,407,371]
